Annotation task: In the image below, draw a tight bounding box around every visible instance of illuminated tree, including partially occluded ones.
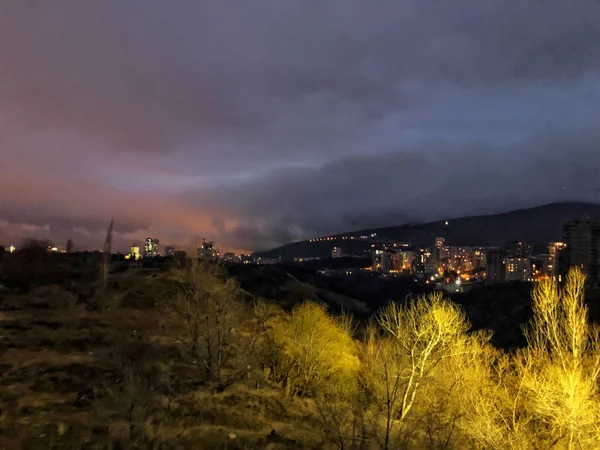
[458,344,533,449]
[521,267,600,449]
[461,267,600,450]
[270,302,359,397]
[414,327,494,450]
[364,292,473,450]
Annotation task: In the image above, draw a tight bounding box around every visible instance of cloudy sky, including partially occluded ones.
[1,0,600,252]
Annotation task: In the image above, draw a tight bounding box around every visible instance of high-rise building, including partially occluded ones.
[442,246,471,273]
[413,248,430,274]
[197,239,219,260]
[397,251,414,272]
[371,248,394,272]
[505,257,531,282]
[332,247,343,258]
[129,245,141,260]
[486,248,505,284]
[556,247,569,282]
[563,220,600,284]
[144,238,160,257]
[435,237,445,248]
[505,241,532,258]
[428,246,441,271]
[472,248,487,270]
[547,241,567,280]
[372,249,383,271]
[537,254,552,278]
[452,247,474,273]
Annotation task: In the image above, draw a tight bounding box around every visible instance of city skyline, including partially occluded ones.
[4,217,599,290]
[2,1,600,253]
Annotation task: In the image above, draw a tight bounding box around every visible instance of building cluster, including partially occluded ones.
[485,219,600,286]
[4,218,599,285]
[125,238,163,260]
[126,237,217,261]
[357,218,600,290]
[369,237,487,291]
[123,237,265,265]
[485,241,557,284]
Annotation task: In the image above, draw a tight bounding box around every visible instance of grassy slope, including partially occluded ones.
[0,270,326,449]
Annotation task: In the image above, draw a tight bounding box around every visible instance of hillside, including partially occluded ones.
[226,264,371,316]
[3,248,600,448]
[0,267,327,449]
[256,202,600,260]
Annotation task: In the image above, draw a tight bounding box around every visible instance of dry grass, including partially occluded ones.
[5,264,597,449]
[0,271,325,449]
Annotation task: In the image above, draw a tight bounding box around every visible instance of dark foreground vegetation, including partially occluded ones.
[1,247,600,449]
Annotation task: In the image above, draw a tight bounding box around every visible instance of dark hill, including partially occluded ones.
[256,202,600,260]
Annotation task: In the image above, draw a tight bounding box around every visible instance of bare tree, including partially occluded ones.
[314,369,369,450]
[461,267,600,450]
[364,292,472,450]
[104,337,165,446]
[167,259,249,388]
[521,268,600,449]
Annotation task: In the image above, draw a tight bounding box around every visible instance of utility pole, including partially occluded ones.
[100,219,113,312]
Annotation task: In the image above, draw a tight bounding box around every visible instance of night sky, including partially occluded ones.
[1,1,600,252]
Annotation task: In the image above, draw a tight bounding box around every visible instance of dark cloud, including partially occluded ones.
[190,129,600,250]
[0,1,599,251]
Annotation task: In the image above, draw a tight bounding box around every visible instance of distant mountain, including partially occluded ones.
[255,202,600,260]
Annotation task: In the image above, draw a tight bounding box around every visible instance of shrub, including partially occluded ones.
[269,302,359,396]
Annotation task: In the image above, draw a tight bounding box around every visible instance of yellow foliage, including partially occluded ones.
[462,267,600,450]
[360,292,477,449]
[270,302,359,396]
[521,267,600,449]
